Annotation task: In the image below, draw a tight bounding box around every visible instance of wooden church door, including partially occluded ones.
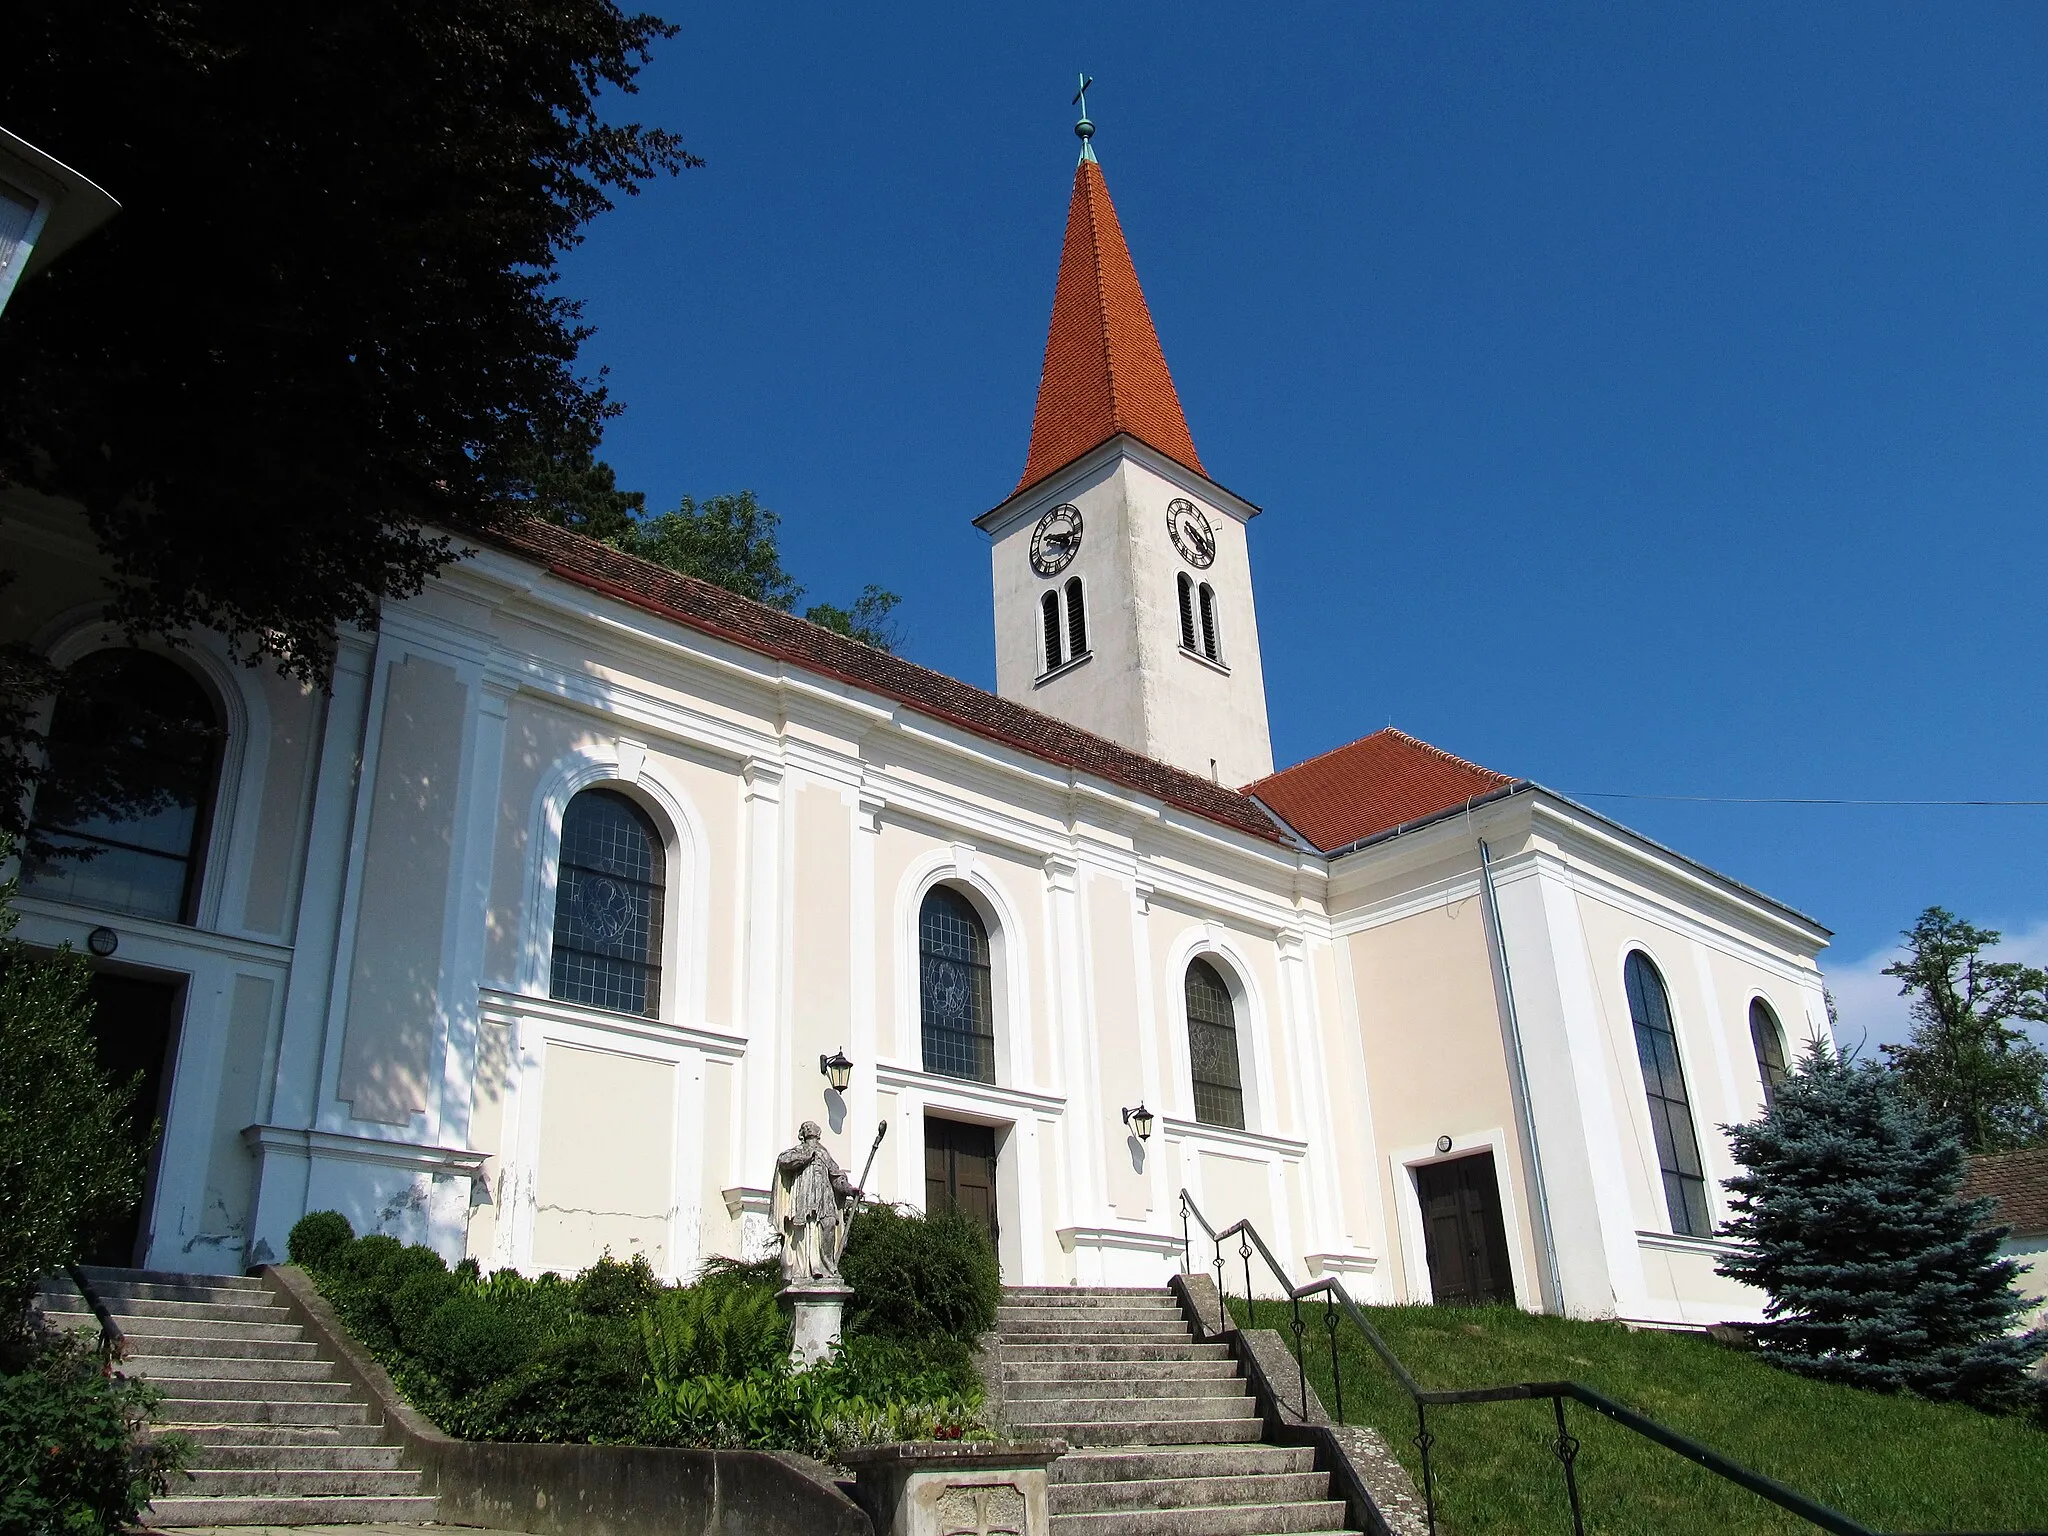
[924,1117,1000,1253]
[1416,1151,1515,1305]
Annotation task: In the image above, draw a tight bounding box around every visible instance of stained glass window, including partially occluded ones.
[920,886,995,1082]
[1626,952,1711,1237]
[1750,999,1788,1108]
[23,651,220,923]
[550,789,664,1016]
[1186,959,1245,1129]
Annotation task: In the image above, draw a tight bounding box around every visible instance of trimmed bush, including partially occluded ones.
[0,1331,188,1535]
[286,1209,353,1269]
[840,1203,999,1345]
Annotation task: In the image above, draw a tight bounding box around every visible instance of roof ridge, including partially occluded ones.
[1085,164,1121,438]
[1252,726,1508,790]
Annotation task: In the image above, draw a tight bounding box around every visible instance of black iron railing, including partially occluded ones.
[1177,1190,2035,1536]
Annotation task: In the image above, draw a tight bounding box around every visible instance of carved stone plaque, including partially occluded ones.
[934,1481,1025,1536]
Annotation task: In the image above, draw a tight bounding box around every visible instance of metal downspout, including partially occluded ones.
[1478,835,1567,1315]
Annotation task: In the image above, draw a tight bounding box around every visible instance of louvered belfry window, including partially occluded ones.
[1186,959,1246,1129]
[1625,952,1711,1236]
[1198,583,1220,662]
[920,886,996,1083]
[550,789,665,1016]
[1065,576,1088,658]
[1177,573,1197,651]
[1041,590,1064,673]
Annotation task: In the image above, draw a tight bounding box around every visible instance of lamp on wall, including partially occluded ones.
[1121,1103,1153,1141]
[820,1050,854,1093]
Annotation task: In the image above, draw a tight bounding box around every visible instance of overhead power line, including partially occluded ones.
[1566,792,2048,807]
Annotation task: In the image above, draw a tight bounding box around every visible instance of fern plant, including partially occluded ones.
[641,1283,786,1385]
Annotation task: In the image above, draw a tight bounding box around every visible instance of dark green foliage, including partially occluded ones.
[295,1227,984,1454]
[0,1331,189,1535]
[840,1204,1000,1345]
[1880,907,2048,1152]
[1718,1039,2046,1412]
[0,864,144,1334]
[286,1210,354,1270]
[537,486,906,652]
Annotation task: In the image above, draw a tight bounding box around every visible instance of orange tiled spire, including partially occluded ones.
[1014,157,1206,497]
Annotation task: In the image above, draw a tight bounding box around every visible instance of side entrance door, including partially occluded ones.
[924,1117,1000,1254]
[1415,1150,1515,1305]
[84,970,187,1267]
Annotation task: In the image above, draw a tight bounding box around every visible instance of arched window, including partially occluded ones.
[1625,952,1710,1237]
[1064,575,1088,659]
[1198,583,1221,662]
[919,886,995,1082]
[23,650,221,923]
[550,788,665,1016]
[1040,591,1063,673]
[1750,999,1788,1108]
[1185,959,1246,1129]
[1177,573,1197,652]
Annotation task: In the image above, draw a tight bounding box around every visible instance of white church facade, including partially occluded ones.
[0,143,1833,1329]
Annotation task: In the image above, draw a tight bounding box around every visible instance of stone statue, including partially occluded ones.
[773,1120,858,1286]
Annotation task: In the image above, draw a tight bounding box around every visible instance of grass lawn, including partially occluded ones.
[1229,1299,2048,1535]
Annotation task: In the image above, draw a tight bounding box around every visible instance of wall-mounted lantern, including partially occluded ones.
[1121,1103,1153,1141]
[819,1049,854,1093]
[0,125,119,318]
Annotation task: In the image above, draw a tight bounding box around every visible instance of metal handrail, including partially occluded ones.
[1175,1190,2028,1536]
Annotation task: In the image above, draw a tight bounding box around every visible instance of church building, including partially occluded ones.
[0,127,1833,1328]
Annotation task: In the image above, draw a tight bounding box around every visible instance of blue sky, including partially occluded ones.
[559,3,2048,1029]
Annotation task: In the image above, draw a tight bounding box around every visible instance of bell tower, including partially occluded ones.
[976,100,1273,787]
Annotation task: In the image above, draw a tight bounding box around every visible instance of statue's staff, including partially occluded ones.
[852,1119,888,1207]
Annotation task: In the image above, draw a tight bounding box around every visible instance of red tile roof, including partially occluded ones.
[478,517,1288,846]
[1014,159,1206,499]
[1961,1148,2048,1239]
[1249,729,1518,853]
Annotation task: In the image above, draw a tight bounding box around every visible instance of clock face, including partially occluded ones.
[1166,498,1217,568]
[1030,503,1084,576]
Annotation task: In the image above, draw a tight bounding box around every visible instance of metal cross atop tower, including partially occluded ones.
[1073,72,1097,162]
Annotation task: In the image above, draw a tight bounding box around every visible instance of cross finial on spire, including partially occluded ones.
[1072,72,1097,163]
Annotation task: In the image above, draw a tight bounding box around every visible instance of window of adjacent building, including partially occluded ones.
[1197,582,1221,663]
[1186,958,1246,1129]
[1625,951,1711,1237]
[920,885,996,1083]
[550,788,665,1016]
[1177,573,1197,652]
[1750,999,1788,1108]
[1064,575,1088,660]
[23,650,221,924]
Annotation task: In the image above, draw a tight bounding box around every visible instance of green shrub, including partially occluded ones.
[286,1209,353,1269]
[0,860,145,1335]
[840,1203,999,1345]
[0,1331,189,1535]
[642,1282,787,1381]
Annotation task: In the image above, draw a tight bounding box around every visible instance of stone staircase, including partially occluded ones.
[997,1286,1362,1536]
[38,1266,435,1528]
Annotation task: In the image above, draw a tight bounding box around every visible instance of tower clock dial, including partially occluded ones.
[1166,498,1216,568]
[1030,503,1084,575]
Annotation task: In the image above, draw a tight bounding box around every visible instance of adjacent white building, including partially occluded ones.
[0,141,1832,1328]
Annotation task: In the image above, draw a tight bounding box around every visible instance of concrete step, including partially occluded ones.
[1006,1287,1177,1298]
[1009,1417,1264,1447]
[164,1424,394,1449]
[1000,1305,1186,1323]
[158,1397,370,1427]
[107,1316,304,1342]
[1001,1342,1233,1363]
[1006,1359,1242,1384]
[185,1443,406,1472]
[143,1495,440,1527]
[175,1468,424,1498]
[124,1353,338,1383]
[1008,1378,1250,1404]
[1026,1394,1253,1424]
[79,1264,270,1293]
[76,1276,272,1306]
[101,1296,294,1325]
[1001,1320,1193,1339]
[1052,1473,1333,1515]
[122,1332,322,1361]
[1053,1447,1319,1483]
[151,1376,357,1404]
[1049,1501,1351,1536]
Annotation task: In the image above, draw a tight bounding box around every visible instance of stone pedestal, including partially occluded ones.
[841,1441,1066,1536]
[780,1282,852,1369]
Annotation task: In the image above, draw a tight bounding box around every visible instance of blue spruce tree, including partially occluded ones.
[1718,1040,2045,1412]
